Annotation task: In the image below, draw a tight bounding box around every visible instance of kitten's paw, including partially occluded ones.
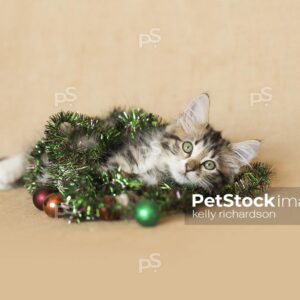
[0,153,27,190]
[0,182,13,190]
[0,166,15,190]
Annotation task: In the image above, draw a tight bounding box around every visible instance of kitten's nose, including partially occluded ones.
[185,160,199,173]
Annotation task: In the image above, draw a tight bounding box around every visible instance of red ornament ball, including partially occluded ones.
[43,193,63,218]
[32,187,55,211]
[99,207,110,220]
[103,195,115,206]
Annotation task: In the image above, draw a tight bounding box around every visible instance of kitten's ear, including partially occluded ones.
[178,94,210,132]
[231,140,261,166]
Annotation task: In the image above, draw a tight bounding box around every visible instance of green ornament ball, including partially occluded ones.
[134,199,161,227]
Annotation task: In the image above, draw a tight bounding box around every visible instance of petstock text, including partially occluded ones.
[187,191,300,225]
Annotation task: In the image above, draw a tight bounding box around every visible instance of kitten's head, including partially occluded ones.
[161,94,260,191]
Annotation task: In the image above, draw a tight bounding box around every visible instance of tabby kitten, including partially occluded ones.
[106,94,260,191]
[0,94,260,191]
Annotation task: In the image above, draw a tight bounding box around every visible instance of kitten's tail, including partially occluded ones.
[0,153,28,190]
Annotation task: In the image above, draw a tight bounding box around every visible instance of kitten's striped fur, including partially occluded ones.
[0,94,260,192]
[107,94,260,191]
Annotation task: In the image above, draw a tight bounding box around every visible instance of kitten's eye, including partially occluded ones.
[203,160,216,170]
[182,141,193,153]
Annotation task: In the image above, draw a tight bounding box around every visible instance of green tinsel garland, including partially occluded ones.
[24,110,272,223]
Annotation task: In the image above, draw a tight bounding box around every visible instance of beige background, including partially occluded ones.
[0,1,300,299]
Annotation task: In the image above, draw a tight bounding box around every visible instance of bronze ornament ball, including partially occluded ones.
[43,193,64,218]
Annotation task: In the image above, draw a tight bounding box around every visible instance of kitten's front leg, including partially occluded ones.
[139,171,159,185]
[106,154,133,174]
